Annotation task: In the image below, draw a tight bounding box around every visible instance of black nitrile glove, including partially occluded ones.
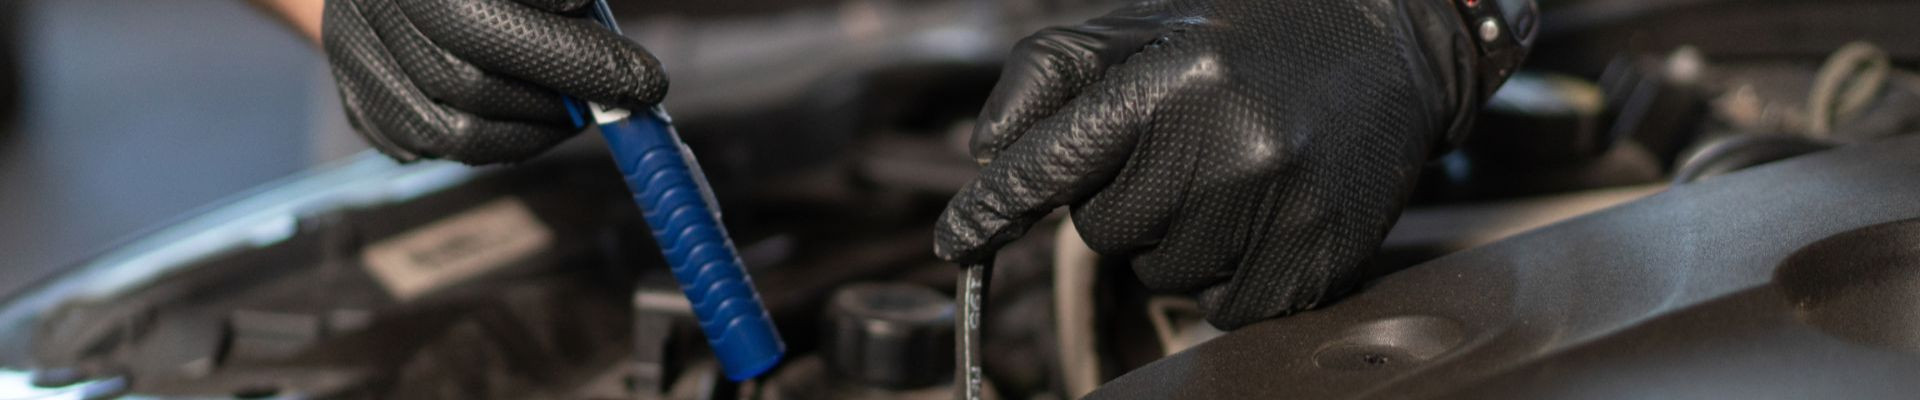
[936,0,1535,329]
[324,0,665,164]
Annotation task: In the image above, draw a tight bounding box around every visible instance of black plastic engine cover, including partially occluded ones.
[1088,134,1920,399]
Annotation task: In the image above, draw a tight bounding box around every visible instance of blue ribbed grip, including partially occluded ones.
[599,108,786,381]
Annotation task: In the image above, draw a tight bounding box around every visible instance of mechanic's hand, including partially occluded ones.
[937,0,1529,329]
[324,0,665,164]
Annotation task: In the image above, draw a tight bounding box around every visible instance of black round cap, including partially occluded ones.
[820,282,956,389]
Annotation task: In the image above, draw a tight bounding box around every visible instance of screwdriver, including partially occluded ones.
[567,0,785,382]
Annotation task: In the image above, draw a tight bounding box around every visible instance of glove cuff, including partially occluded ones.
[1401,0,1538,155]
[1455,0,1537,97]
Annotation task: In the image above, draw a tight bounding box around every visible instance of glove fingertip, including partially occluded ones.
[968,114,1010,166]
[934,187,1026,264]
[933,208,989,263]
[633,74,667,110]
[616,42,669,108]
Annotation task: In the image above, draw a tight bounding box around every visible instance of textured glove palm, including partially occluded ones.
[936,0,1511,329]
[324,0,665,164]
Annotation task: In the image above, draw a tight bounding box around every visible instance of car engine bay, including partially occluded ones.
[2,0,1919,399]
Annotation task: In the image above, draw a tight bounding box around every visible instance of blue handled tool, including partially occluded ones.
[568,0,785,382]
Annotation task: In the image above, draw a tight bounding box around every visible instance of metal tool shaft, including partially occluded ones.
[956,261,993,400]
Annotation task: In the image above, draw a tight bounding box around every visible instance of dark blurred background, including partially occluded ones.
[0,0,364,297]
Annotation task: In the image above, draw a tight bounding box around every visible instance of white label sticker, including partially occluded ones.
[362,198,552,301]
[590,102,632,124]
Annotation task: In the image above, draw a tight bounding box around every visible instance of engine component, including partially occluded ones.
[1671,134,1833,184]
[1464,72,1611,165]
[821,282,955,389]
[1086,134,1920,399]
[0,154,650,399]
[1598,49,1710,168]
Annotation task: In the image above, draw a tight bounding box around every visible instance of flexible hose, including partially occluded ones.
[1808,42,1890,138]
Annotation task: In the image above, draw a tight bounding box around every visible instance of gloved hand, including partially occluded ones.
[324,0,665,164]
[936,0,1533,329]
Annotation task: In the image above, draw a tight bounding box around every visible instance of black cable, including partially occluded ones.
[956,261,993,400]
